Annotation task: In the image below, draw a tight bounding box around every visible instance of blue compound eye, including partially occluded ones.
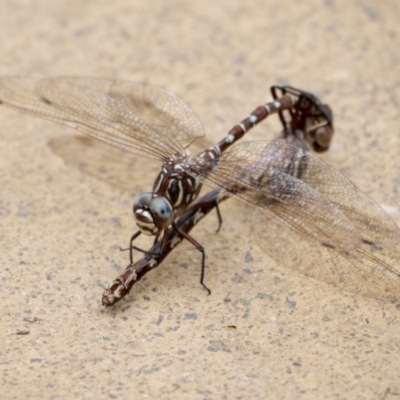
[133,192,153,212]
[149,196,174,229]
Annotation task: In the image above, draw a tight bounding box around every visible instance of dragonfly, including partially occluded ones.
[0,78,399,305]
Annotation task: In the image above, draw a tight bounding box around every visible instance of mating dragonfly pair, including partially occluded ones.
[0,78,399,306]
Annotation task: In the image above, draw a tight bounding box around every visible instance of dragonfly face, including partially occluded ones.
[133,192,174,236]
[305,103,333,152]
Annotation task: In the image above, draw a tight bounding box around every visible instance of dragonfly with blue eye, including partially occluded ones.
[2,78,400,306]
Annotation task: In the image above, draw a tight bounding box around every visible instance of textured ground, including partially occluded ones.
[1,1,400,399]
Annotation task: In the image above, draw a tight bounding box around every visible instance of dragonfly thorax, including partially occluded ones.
[152,156,202,211]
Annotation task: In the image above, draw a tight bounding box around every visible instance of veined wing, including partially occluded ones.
[48,135,160,192]
[252,207,400,302]
[0,77,205,161]
[199,139,400,300]
[259,140,400,249]
[49,134,214,193]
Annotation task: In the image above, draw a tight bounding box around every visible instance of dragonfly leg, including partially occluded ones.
[172,222,211,295]
[215,203,223,233]
[119,230,160,264]
[153,233,161,246]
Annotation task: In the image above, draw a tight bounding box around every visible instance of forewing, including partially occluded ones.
[0,77,205,160]
[49,135,161,192]
[49,134,213,193]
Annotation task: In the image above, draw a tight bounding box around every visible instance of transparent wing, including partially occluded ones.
[252,208,400,302]
[49,134,214,193]
[199,139,400,301]
[48,135,160,192]
[0,77,205,161]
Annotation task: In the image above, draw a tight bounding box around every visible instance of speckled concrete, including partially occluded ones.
[1,1,400,399]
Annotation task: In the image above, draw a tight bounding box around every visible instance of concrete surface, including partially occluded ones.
[1,1,399,399]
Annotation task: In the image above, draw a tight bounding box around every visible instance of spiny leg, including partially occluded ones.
[215,203,223,233]
[119,230,160,264]
[172,222,210,294]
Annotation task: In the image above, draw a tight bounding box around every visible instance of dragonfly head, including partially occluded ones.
[133,192,174,236]
[306,103,334,152]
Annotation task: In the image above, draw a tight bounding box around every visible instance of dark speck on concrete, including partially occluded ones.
[40,96,52,105]
[363,6,378,19]
[96,281,106,289]
[184,313,197,320]
[274,276,283,284]
[285,298,297,309]
[207,340,231,352]
[245,251,254,262]
[240,298,250,306]
[110,217,120,225]
[30,358,42,363]
[156,315,164,326]
[109,261,122,271]
[256,292,273,301]
[179,262,188,269]
[170,326,179,332]
[243,268,252,274]
[233,54,245,65]
[17,206,29,218]
[293,361,301,367]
